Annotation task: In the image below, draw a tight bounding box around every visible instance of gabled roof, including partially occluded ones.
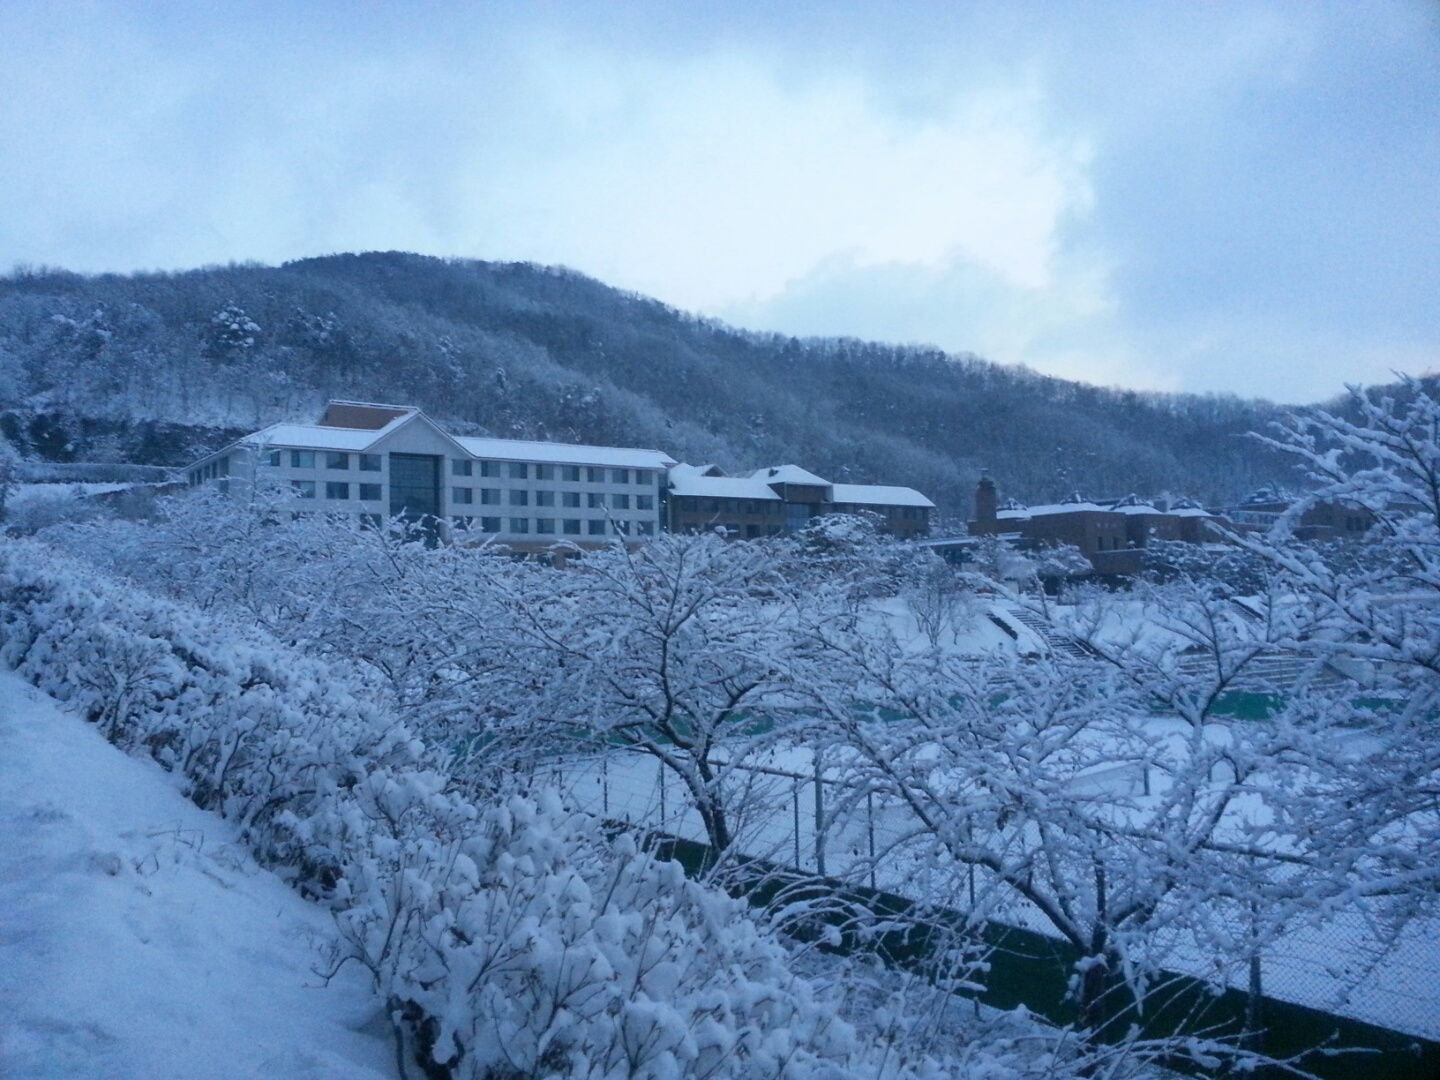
[247,408,468,455]
[753,464,831,488]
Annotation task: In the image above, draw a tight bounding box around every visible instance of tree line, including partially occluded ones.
[0,253,1305,518]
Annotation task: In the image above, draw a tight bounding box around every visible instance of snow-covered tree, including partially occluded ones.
[1232,378,1440,919]
[492,533,832,858]
[809,555,1424,1066]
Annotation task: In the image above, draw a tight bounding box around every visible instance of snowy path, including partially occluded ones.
[0,671,398,1080]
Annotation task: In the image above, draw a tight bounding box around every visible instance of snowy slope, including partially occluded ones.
[0,670,398,1080]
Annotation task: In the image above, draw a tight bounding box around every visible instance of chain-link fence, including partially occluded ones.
[539,743,1439,1044]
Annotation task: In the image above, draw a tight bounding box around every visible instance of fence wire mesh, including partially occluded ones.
[538,744,1439,1042]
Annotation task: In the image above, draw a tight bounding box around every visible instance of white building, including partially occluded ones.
[186,401,676,547]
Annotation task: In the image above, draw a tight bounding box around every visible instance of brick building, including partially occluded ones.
[969,477,1217,574]
[666,463,933,539]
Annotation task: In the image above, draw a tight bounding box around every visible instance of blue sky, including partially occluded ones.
[1,1,1435,403]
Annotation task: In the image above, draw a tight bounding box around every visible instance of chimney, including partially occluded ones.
[975,475,998,524]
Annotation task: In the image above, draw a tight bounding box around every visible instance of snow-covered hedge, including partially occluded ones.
[0,541,919,1080]
[0,539,423,882]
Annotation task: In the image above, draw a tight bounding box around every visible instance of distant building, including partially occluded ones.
[185,401,675,549]
[185,401,934,547]
[666,463,934,539]
[968,477,1217,574]
[1218,485,1376,543]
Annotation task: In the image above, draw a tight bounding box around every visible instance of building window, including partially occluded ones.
[562,491,581,508]
[535,517,556,534]
[746,524,760,538]
[359,483,382,501]
[535,490,555,507]
[636,494,654,511]
[587,519,606,535]
[452,515,473,530]
[326,452,350,470]
[588,492,605,509]
[612,493,630,510]
[563,519,582,535]
[612,468,629,484]
[452,459,472,477]
[612,520,630,535]
[481,516,501,533]
[481,488,500,505]
[535,464,554,480]
[291,450,316,469]
[510,517,530,534]
[264,450,281,467]
[509,462,528,480]
[292,480,316,498]
[509,489,529,506]
[635,470,653,485]
[587,466,605,483]
[479,460,500,478]
[453,487,474,504]
[359,453,382,472]
[325,481,350,500]
[637,521,655,536]
[562,465,580,482]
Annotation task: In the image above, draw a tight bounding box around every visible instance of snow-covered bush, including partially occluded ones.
[0,539,429,881]
[334,786,875,1080]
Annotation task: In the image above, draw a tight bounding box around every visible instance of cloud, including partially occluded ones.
[460,50,1092,312]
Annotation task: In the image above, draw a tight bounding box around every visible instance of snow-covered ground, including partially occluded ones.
[0,671,399,1080]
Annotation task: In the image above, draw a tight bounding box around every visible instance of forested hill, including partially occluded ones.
[0,252,1302,518]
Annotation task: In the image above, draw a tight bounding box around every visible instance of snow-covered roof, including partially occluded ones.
[752,464,831,488]
[1109,499,1161,516]
[250,421,400,452]
[667,469,781,500]
[1021,501,1109,517]
[451,436,674,469]
[202,412,673,469]
[832,483,935,509]
[670,463,727,479]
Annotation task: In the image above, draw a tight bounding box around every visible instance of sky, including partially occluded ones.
[1,1,1436,404]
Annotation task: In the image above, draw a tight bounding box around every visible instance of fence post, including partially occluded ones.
[813,757,826,877]
[866,790,877,890]
[1245,862,1266,1055]
[659,761,667,824]
[602,753,609,816]
[792,781,802,869]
